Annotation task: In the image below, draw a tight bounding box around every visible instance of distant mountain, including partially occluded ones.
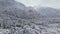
[0,0,40,19]
[37,7,60,18]
[0,0,27,18]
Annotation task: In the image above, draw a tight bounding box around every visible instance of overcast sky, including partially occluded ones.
[15,0,60,8]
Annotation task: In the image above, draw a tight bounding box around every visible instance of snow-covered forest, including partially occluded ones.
[0,0,60,34]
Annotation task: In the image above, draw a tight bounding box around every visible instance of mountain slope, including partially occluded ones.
[0,0,26,10]
[37,7,60,18]
[0,0,41,29]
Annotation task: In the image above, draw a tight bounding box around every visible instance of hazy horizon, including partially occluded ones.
[15,0,60,9]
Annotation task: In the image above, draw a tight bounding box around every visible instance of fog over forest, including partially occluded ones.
[0,0,60,34]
